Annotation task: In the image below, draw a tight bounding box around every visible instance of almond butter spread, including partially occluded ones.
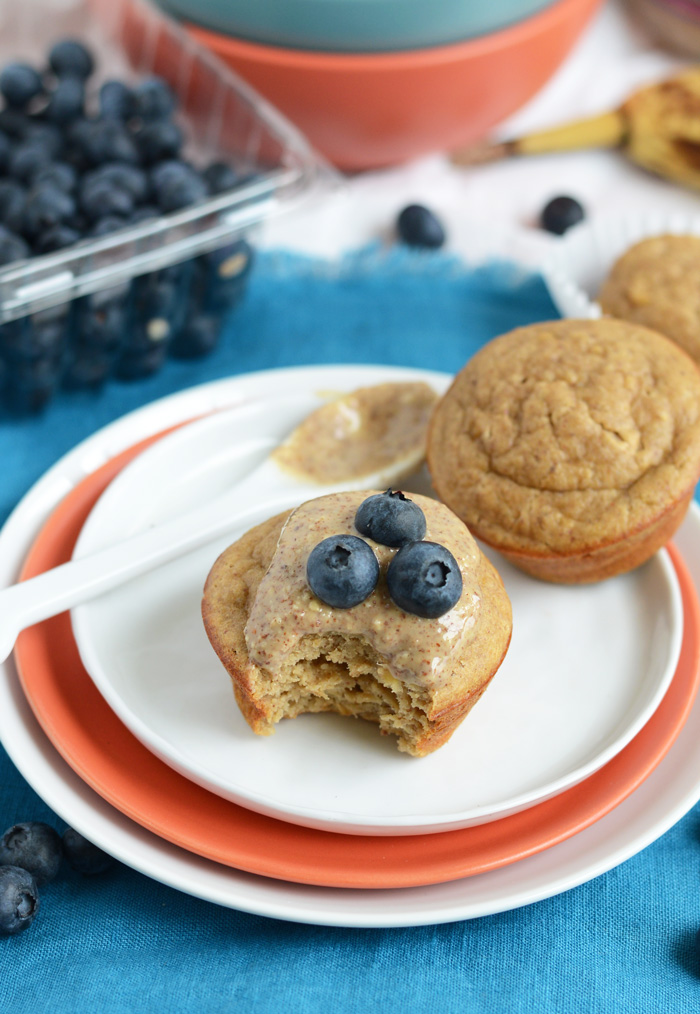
[244,491,481,692]
[272,382,438,483]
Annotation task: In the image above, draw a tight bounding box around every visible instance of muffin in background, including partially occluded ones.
[599,234,700,364]
[427,318,700,583]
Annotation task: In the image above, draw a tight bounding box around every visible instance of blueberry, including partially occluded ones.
[80,180,134,221]
[0,821,63,885]
[0,226,29,265]
[83,163,150,204]
[8,143,52,183]
[23,184,77,239]
[539,195,585,236]
[307,534,379,608]
[99,79,134,120]
[386,541,462,618]
[5,356,61,412]
[150,159,194,190]
[156,172,207,212]
[44,75,85,124]
[75,119,139,167]
[0,866,39,935]
[62,827,115,875]
[34,224,82,253]
[24,120,64,158]
[0,63,43,108]
[76,291,126,351]
[48,39,95,80]
[397,204,445,249]
[132,76,176,121]
[0,182,27,234]
[0,314,65,358]
[63,350,112,390]
[31,161,77,193]
[203,161,239,194]
[88,215,127,238]
[129,205,158,224]
[355,490,427,548]
[0,130,11,173]
[136,120,183,164]
[169,313,220,358]
[0,108,29,138]
[115,343,167,380]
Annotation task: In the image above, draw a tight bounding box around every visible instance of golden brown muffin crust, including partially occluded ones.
[427,318,700,573]
[599,234,700,362]
[202,507,512,756]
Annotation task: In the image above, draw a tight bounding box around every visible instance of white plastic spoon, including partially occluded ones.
[0,382,437,663]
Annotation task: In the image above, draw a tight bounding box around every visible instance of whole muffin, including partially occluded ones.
[427,318,700,583]
[202,491,512,757]
[599,234,700,362]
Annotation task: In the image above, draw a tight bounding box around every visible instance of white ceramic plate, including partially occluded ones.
[69,367,682,835]
[0,367,700,926]
[540,212,700,319]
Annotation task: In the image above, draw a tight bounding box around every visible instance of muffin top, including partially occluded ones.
[427,318,700,556]
[599,234,700,362]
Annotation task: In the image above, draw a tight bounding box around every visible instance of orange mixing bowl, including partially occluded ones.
[185,0,602,171]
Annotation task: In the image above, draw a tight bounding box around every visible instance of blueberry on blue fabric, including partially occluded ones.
[307,534,379,608]
[0,821,63,885]
[354,489,426,548]
[0,866,39,935]
[62,827,116,876]
[386,541,462,618]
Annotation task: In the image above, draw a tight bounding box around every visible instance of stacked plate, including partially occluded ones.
[2,362,700,928]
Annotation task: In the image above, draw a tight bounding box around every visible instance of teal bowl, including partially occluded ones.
[154,0,559,53]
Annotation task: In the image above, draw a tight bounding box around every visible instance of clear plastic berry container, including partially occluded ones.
[0,0,333,412]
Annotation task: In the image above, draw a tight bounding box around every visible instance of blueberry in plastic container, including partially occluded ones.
[23,183,77,239]
[0,131,11,174]
[79,178,134,221]
[83,163,150,204]
[199,238,254,311]
[0,182,26,235]
[32,161,78,194]
[34,223,83,253]
[169,311,221,359]
[115,342,168,381]
[135,120,183,165]
[132,76,176,121]
[0,108,29,139]
[0,63,43,108]
[0,866,39,936]
[203,161,239,195]
[99,79,134,121]
[48,39,95,80]
[0,821,63,886]
[5,354,64,413]
[44,76,85,125]
[0,224,29,264]
[0,312,66,361]
[8,143,52,184]
[24,120,64,158]
[75,119,139,168]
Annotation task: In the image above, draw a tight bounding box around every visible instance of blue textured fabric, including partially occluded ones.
[1,245,700,1012]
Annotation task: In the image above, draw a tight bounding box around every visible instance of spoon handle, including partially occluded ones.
[0,464,321,664]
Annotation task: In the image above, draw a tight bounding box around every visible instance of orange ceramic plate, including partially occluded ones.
[13,432,700,889]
